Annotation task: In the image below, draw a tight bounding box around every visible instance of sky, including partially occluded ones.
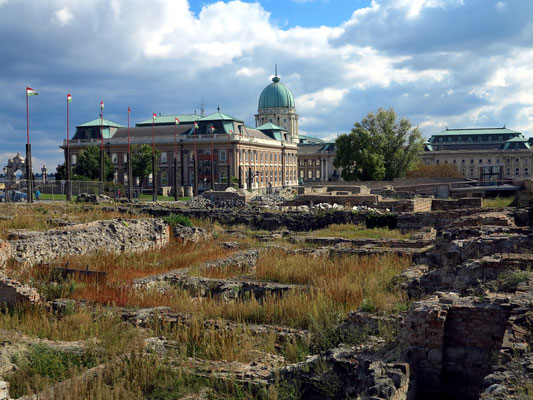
[1,0,533,171]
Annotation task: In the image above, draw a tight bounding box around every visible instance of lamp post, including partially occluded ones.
[99,100,104,194]
[152,113,157,202]
[193,122,198,196]
[25,87,38,203]
[174,117,180,201]
[127,107,133,201]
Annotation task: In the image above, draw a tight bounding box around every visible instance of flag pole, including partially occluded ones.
[128,107,132,201]
[210,126,214,190]
[194,123,198,196]
[66,95,72,201]
[99,100,104,194]
[25,89,33,203]
[227,131,231,188]
[152,114,157,202]
[174,118,178,201]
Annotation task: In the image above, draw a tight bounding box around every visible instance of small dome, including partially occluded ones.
[258,76,295,110]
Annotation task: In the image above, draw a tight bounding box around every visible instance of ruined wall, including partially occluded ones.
[8,218,169,266]
[0,240,11,269]
[431,198,482,211]
[0,273,41,307]
[402,294,513,400]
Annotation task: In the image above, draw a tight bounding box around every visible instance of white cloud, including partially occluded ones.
[297,88,349,112]
[236,67,265,77]
[54,7,73,26]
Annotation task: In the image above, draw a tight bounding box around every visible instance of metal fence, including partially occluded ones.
[0,179,148,202]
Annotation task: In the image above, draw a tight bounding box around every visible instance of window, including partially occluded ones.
[308,160,313,166]
[316,159,320,165]
[111,153,118,163]
[507,158,510,163]
[468,137,473,143]
[448,137,452,142]
[496,159,500,164]
[123,173,128,184]
[462,160,465,164]
[478,136,482,142]
[299,160,304,166]
[123,153,128,163]
[525,168,530,176]
[260,152,263,163]
[160,152,167,164]
[308,169,312,179]
[299,170,304,178]
[453,160,457,164]
[436,160,440,164]
[499,136,503,142]
[148,173,153,185]
[316,170,321,179]
[506,168,511,176]
[439,138,443,143]
[479,159,483,163]
[220,170,227,183]
[160,172,168,186]
[488,137,492,142]
[284,119,287,123]
[488,159,491,164]
[71,154,77,164]
[516,168,520,176]
[220,150,227,162]
[458,137,462,142]
[470,168,474,176]
[470,159,474,164]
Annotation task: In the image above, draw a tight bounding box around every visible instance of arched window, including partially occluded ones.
[468,137,473,143]
[516,168,520,176]
[160,152,167,164]
[123,173,128,184]
[448,137,452,142]
[220,150,227,162]
[148,173,153,185]
[439,138,443,143]
[161,171,168,186]
[316,170,321,179]
[71,154,77,164]
[458,137,462,142]
[498,136,503,142]
[488,136,492,142]
[307,169,312,179]
[111,153,118,163]
[478,136,482,142]
[299,170,304,178]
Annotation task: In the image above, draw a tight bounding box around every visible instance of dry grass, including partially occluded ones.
[308,223,411,240]
[0,203,143,239]
[255,250,411,313]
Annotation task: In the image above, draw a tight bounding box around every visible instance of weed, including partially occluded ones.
[163,213,192,227]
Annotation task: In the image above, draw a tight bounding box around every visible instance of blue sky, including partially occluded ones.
[1,0,533,170]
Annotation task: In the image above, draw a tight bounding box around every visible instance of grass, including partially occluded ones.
[307,223,411,240]
[482,196,516,208]
[0,203,144,239]
[38,193,78,201]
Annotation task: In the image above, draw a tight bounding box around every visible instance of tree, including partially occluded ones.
[55,163,66,181]
[132,144,160,193]
[334,107,423,181]
[73,146,115,181]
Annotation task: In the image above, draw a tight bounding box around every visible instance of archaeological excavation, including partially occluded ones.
[0,188,531,400]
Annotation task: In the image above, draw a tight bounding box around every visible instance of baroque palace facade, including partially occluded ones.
[63,74,338,192]
[421,127,533,181]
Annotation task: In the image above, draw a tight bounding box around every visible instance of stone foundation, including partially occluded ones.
[0,273,41,307]
[8,218,169,266]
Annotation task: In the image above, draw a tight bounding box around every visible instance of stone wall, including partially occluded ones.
[0,240,11,269]
[8,218,169,266]
[142,207,367,231]
[402,294,513,400]
[431,198,482,211]
[0,273,41,307]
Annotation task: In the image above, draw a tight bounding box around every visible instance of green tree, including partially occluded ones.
[73,146,115,181]
[132,144,160,193]
[55,163,66,181]
[334,107,423,181]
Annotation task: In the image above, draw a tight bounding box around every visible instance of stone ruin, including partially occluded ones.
[0,198,532,399]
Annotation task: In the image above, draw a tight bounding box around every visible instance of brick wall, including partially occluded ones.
[431,198,482,211]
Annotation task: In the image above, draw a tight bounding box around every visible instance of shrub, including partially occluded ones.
[163,213,192,227]
[365,212,397,229]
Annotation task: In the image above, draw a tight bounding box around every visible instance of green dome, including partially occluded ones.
[258,76,295,110]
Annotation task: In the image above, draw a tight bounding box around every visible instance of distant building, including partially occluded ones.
[421,127,532,181]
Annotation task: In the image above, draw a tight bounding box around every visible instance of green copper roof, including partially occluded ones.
[199,111,243,122]
[299,134,324,143]
[256,122,285,131]
[432,127,520,136]
[77,119,123,128]
[136,114,202,126]
[258,76,295,110]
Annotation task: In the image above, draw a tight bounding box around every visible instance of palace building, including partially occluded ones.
[421,127,533,182]
[63,73,340,192]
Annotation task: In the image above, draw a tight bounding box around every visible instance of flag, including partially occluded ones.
[26,87,38,96]
[229,130,234,134]
[67,94,72,103]
[100,100,104,109]
[211,125,215,133]
[175,117,180,125]
[153,113,157,121]
[128,107,131,113]
[194,122,199,129]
